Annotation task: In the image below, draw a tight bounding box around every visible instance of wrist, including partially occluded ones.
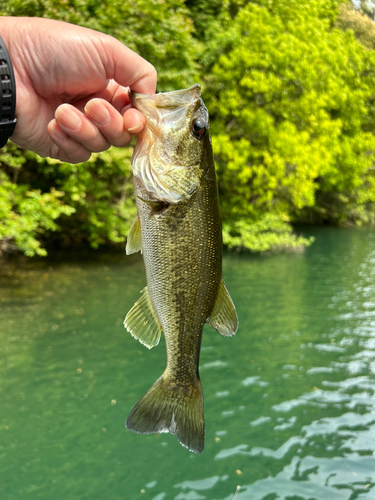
[0,32,17,148]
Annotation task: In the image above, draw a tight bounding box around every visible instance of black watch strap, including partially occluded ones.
[0,35,17,149]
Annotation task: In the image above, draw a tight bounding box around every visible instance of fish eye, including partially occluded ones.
[191,118,207,139]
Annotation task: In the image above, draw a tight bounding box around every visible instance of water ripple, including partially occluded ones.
[232,455,375,500]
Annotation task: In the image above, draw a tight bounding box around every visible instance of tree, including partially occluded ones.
[201,1,375,249]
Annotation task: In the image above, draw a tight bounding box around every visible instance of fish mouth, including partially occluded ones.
[129,84,201,109]
[129,84,203,141]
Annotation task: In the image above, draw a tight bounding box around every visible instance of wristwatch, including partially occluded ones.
[0,35,16,148]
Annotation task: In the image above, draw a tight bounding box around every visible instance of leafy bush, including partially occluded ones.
[0,142,135,256]
[0,143,73,256]
[201,1,375,247]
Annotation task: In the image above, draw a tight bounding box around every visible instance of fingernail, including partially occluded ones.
[85,102,110,126]
[127,122,144,134]
[56,106,81,131]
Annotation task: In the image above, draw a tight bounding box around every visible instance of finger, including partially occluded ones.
[48,120,92,164]
[101,35,157,94]
[84,98,135,147]
[72,80,131,114]
[55,104,110,153]
[111,84,132,112]
[123,108,146,135]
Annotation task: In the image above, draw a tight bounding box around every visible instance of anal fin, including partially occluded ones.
[124,287,162,348]
[207,277,238,337]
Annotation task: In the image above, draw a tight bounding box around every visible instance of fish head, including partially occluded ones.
[130,84,211,204]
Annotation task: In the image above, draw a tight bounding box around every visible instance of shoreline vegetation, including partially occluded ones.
[1,0,375,258]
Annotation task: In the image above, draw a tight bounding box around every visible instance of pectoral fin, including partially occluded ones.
[124,287,162,349]
[126,214,142,255]
[207,277,238,337]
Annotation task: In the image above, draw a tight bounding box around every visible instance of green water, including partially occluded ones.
[0,227,375,500]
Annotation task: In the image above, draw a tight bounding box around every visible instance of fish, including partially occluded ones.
[124,84,238,454]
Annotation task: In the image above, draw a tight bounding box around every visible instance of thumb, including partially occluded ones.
[99,34,157,95]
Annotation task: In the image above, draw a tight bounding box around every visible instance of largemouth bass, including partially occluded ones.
[124,84,238,454]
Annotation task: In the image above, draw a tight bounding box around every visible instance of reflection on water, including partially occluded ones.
[0,228,375,499]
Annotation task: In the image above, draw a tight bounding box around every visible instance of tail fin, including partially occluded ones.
[126,373,204,454]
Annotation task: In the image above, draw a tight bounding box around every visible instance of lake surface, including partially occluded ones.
[0,227,375,500]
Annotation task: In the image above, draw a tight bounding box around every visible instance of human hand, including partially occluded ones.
[0,17,156,163]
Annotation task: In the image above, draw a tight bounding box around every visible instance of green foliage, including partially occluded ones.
[38,148,137,249]
[0,144,75,256]
[201,1,375,248]
[1,0,375,256]
[222,213,313,252]
[0,142,136,256]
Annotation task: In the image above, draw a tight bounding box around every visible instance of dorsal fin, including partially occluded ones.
[124,287,162,349]
[207,277,238,336]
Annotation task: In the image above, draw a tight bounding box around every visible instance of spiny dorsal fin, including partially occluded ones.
[124,287,162,349]
[207,277,238,336]
[126,214,142,255]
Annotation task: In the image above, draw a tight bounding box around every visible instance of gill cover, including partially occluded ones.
[130,85,209,204]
